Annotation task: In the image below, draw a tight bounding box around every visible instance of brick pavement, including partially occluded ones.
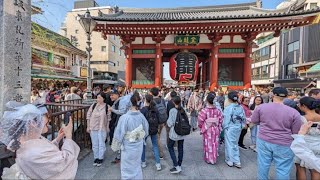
[76,129,296,179]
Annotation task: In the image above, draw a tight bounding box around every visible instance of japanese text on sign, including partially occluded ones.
[175,35,200,46]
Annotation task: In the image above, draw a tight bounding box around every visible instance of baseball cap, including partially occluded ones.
[228,91,239,102]
[272,87,288,97]
[110,89,119,95]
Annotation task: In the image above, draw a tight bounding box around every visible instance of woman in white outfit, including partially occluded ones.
[295,96,320,180]
[1,102,79,180]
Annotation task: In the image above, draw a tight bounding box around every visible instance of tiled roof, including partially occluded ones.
[32,22,86,56]
[92,2,320,22]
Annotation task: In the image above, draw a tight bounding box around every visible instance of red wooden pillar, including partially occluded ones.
[241,33,257,89]
[202,61,207,89]
[155,43,162,87]
[125,45,132,87]
[210,46,219,91]
[243,44,252,89]
[207,34,222,91]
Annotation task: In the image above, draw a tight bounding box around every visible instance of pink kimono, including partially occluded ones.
[198,105,223,164]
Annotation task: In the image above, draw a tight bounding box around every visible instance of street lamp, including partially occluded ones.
[78,10,97,102]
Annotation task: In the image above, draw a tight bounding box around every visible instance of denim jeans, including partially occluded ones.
[257,138,294,180]
[168,138,184,167]
[250,125,258,145]
[141,134,160,164]
[90,130,107,159]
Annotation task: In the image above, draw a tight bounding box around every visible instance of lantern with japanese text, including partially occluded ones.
[169,52,199,82]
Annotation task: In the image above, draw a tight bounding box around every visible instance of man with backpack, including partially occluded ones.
[150,87,168,159]
[140,95,162,171]
[167,96,191,174]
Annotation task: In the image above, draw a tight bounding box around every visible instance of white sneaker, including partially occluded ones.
[176,166,182,172]
[156,163,162,171]
[141,162,147,168]
[249,145,256,150]
[225,159,233,167]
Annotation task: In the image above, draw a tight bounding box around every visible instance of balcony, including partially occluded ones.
[299,71,320,78]
[252,73,270,80]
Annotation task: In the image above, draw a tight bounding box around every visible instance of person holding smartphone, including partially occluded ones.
[295,96,320,180]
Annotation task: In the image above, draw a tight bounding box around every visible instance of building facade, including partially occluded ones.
[274,0,320,90]
[31,23,87,90]
[251,33,280,89]
[60,0,125,86]
[89,1,319,90]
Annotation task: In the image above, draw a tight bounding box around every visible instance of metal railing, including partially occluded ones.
[46,104,91,149]
[46,99,84,113]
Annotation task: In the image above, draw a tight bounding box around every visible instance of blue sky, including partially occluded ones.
[32,0,285,32]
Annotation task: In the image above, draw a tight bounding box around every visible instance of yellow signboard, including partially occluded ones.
[80,67,87,77]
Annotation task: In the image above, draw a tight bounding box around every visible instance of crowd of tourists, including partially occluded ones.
[86,85,320,179]
[1,84,320,179]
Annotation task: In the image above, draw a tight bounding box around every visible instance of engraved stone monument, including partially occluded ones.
[0,0,32,116]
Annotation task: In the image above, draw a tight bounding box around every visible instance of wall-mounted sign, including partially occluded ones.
[174,35,200,46]
[80,67,87,77]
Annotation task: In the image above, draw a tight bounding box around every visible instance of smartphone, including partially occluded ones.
[311,123,319,128]
[64,112,71,126]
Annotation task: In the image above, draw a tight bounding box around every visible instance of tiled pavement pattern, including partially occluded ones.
[76,129,297,180]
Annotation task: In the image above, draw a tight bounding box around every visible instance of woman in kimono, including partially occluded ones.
[1,102,80,180]
[223,91,246,168]
[198,93,223,165]
[295,97,320,180]
[187,89,203,131]
[111,92,149,180]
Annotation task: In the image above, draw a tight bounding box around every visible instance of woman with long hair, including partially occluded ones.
[140,94,161,171]
[86,92,110,167]
[198,93,223,164]
[111,92,149,179]
[238,96,252,150]
[1,102,79,179]
[248,96,264,152]
[223,91,246,168]
[295,96,320,180]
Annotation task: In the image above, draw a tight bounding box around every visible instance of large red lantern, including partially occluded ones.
[169,52,199,82]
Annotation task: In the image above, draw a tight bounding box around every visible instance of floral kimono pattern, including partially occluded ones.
[198,106,223,164]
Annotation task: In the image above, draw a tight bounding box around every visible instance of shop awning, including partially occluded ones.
[32,74,86,81]
[307,61,320,73]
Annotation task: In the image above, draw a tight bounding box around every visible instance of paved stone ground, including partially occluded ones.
[76,129,297,180]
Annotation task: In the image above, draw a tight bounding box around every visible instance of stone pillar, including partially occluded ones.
[125,45,132,88]
[210,45,219,91]
[155,43,162,87]
[244,44,252,89]
[0,0,31,116]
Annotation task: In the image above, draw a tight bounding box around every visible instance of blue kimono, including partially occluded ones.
[223,103,246,165]
[112,110,149,180]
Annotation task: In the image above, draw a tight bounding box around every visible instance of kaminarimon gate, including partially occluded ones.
[92,2,320,90]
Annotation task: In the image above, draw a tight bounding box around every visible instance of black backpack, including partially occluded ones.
[155,98,168,124]
[146,108,159,135]
[174,108,191,136]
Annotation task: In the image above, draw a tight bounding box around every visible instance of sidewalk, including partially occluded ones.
[76,129,296,179]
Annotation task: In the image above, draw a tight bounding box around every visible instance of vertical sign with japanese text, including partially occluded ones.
[0,0,31,116]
